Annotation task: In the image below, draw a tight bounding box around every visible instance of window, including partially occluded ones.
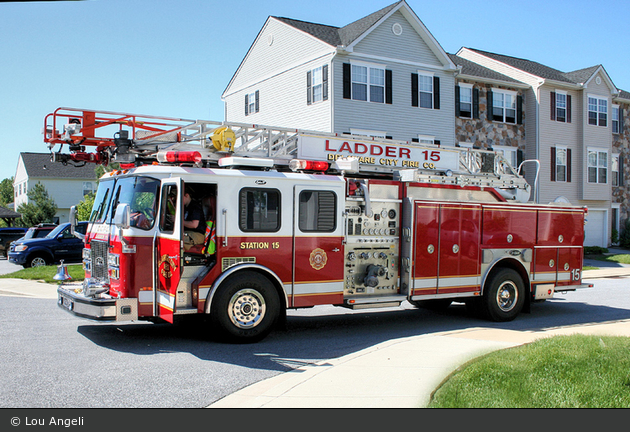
[351,63,385,103]
[83,181,93,196]
[612,105,620,134]
[418,73,433,108]
[588,95,607,126]
[350,129,387,139]
[494,145,518,169]
[298,190,336,232]
[416,135,435,145]
[612,154,619,186]
[245,90,259,116]
[587,149,608,184]
[458,84,472,118]
[159,184,177,234]
[492,90,516,123]
[555,147,567,182]
[307,65,328,105]
[556,91,566,122]
[239,188,280,232]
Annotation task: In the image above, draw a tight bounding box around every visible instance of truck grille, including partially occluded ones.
[90,240,109,282]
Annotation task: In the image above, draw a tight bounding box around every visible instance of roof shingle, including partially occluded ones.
[20,153,98,180]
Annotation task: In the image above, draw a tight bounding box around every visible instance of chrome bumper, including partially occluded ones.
[57,285,138,322]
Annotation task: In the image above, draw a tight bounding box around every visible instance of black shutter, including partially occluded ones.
[245,94,249,116]
[255,90,259,113]
[567,148,572,183]
[517,95,523,124]
[385,70,393,104]
[567,94,572,123]
[455,85,460,116]
[551,147,556,182]
[619,107,624,133]
[323,64,328,101]
[307,70,312,105]
[434,140,440,146]
[343,63,351,99]
[550,91,556,121]
[473,88,479,119]
[619,154,625,187]
[517,149,524,168]
[433,76,440,110]
[411,73,418,107]
[486,90,493,122]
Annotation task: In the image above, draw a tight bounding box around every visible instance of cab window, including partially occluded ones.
[299,190,336,232]
[239,188,280,232]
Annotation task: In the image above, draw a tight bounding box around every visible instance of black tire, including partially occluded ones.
[210,271,280,343]
[481,268,525,322]
[24,254,50,268]
[410,299,452,311]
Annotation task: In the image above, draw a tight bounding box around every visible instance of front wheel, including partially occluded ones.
[210,271,280,343]
[482,268,525,322]
[25,254,50,268]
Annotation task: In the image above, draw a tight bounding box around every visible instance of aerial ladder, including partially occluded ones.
[44,107,536,203]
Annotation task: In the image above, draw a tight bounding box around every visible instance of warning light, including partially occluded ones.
[289,159,329,172]
[157,151,202,164]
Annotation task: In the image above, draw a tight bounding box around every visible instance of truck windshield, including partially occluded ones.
[89,176,161,229]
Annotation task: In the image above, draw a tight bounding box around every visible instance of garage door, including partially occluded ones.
[584,210,606,247]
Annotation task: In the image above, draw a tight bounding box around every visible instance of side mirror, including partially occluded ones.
[114,203,131,229]
[69,206,85,240]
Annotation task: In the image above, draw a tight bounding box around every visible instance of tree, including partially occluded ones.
[75,192,96,221]
[16,182,57,227]
[0,177,14,206]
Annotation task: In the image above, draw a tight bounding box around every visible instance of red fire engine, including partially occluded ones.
[45,108,592,342]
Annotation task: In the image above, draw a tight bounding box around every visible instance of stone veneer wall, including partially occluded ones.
[612,102,630,225]
[455,81,526,153]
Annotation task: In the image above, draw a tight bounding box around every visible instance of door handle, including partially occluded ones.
[332,248,340,252]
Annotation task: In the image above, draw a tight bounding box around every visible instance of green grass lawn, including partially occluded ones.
[595,254,630,265]
[429,334,630,408]
[0,264,85,284]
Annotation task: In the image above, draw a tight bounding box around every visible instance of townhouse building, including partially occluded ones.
[221,0,628,247]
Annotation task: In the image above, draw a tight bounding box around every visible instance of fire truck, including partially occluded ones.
[45,107,592,342]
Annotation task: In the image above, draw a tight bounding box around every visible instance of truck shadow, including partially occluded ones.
[76,298,630,373]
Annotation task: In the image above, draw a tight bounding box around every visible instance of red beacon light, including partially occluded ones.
[289,159,329,172]
[157,151,202,164]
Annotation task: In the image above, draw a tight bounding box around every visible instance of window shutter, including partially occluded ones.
[567,94,572,123]
[411,73,418,107]
[486,90,493,122]
[307,70,312,105]
[620,154,625,187]
[473,88,479,119]
[517,95,523,124]
[551,147,556,182]
[434,140,440,146]
[433,76,440,110]
[567,148,572,183]
[245,94,249,116]
[343,63,351,99]
[550,91,556,121]
[619,107,624,133]
[455,85,461,116]
[255,90,259,113]
[385,70,393,104]
[323,64,328,101]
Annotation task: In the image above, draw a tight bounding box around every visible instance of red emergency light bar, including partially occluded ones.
[156,151,202,164]
[289,159,329,172]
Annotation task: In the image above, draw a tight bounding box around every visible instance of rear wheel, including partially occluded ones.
[482,268,525,322]
[210,271,280,343]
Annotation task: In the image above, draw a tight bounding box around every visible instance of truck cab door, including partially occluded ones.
[154,178,183,323]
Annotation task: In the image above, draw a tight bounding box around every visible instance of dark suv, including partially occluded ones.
[8,222,88,268]
[0,227,27,258]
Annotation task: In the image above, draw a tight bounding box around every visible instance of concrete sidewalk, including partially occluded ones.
[2,265,629,409]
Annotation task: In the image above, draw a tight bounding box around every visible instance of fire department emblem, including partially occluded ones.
[309,248,327,270]
[159,254,178,278]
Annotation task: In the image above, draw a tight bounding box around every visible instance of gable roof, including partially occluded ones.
[463,48,618,91]
[0,206,21,219]
[274,1,402,48]
[448,53,526,87]
[19,153,97,180]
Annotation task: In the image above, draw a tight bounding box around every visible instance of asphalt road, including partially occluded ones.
[1,275,628,408]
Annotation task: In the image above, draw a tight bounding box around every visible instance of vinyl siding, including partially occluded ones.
[581,72,612,202]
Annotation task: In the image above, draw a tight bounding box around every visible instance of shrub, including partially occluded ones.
[583,246,608,255]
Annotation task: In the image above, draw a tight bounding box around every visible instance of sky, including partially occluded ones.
[1,0,629,184]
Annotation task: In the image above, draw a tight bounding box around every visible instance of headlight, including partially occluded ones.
[82,248,90,260]
[14,244,28,252]
[108,253,120,267]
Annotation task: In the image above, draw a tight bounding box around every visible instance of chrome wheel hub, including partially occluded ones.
[228,289,266,329]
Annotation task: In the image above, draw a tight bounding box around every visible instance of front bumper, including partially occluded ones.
[57,285,138,322]
[8,252,26,265]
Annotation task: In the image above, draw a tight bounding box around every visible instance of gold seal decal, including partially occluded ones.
[309,248,327,270]
[159,254,178,278]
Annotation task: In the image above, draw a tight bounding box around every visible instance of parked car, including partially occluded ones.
[8,222,88,268]
[21,223,58,241]
[0,227,28,257]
